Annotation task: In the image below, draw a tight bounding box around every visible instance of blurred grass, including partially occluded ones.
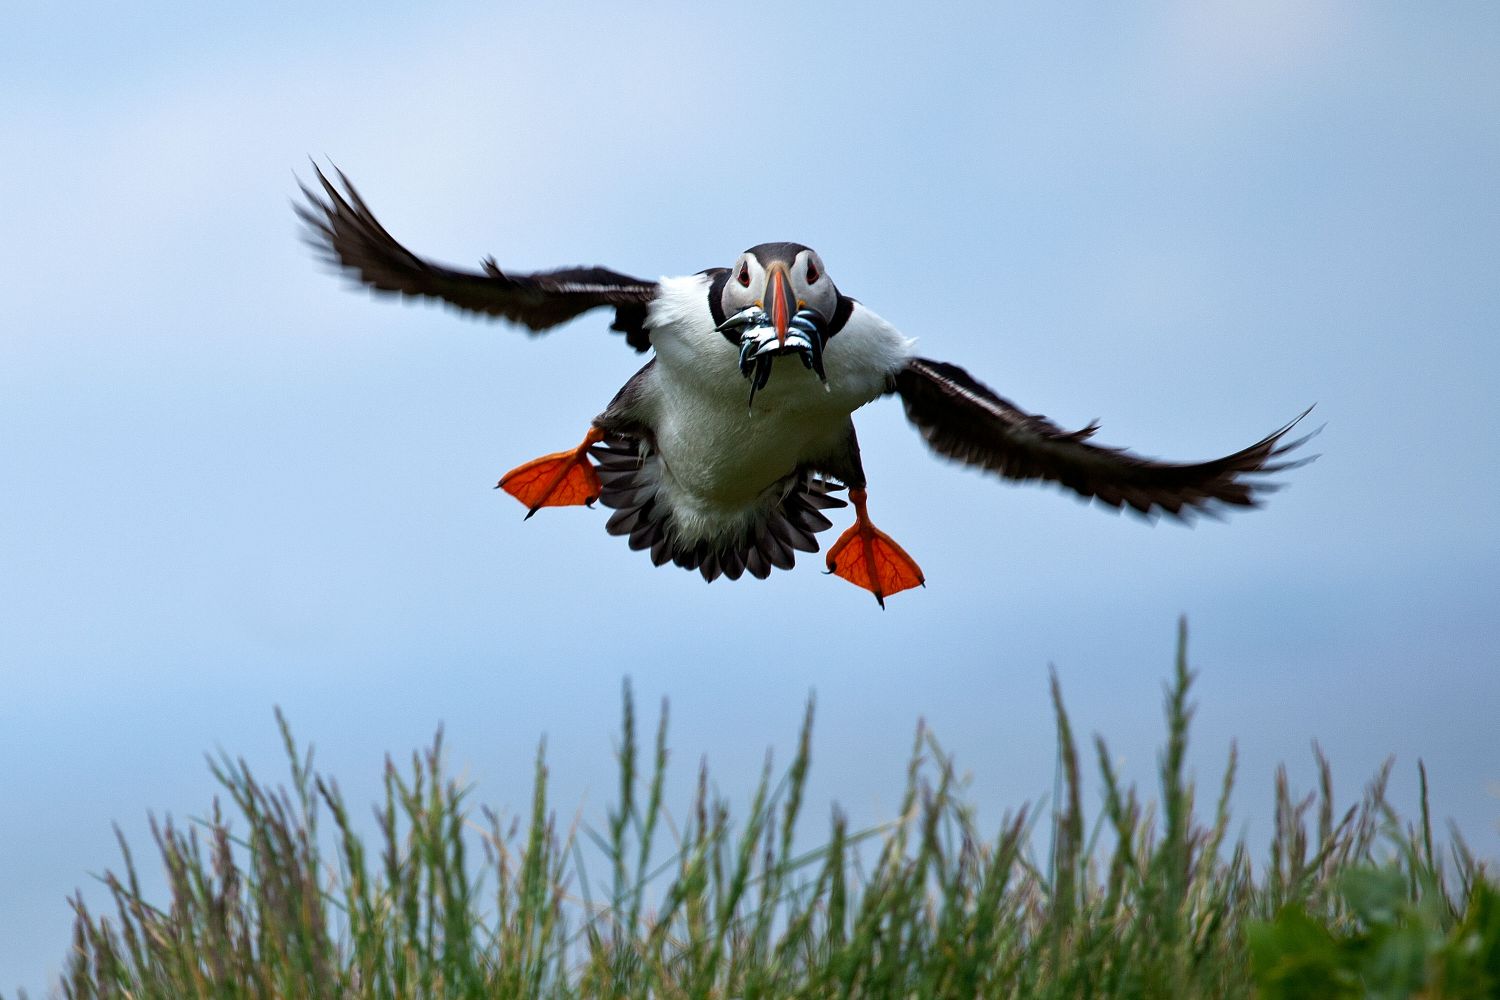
[23,621,1498,999]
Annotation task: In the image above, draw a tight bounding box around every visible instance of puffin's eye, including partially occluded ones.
[737,264,751,287]
[806,259,820,284]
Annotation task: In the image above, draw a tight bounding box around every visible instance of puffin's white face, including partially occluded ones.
[719,245,837,328]
[716,243,838,401]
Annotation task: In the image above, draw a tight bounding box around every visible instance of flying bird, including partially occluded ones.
[298,166,1312,606]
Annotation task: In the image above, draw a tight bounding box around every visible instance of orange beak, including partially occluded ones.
[763,262,796,347]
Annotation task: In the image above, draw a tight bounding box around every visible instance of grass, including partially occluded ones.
[25,621,1499,998]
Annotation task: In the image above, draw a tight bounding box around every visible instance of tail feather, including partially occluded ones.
[591,433,845,582]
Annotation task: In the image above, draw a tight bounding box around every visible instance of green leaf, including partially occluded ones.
[1248,904,1359,1000]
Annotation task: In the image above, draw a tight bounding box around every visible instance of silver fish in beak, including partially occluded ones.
[718,303,829,412]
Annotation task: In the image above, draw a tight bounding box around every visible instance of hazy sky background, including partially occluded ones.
[3,1,1497,992]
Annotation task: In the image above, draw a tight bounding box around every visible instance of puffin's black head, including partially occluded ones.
[715,243,838,402]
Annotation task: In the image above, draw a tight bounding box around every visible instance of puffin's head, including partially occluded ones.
[718,243,836,338]
[716,243,837,399]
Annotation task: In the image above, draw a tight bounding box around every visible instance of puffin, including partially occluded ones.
[298,166,1312,606]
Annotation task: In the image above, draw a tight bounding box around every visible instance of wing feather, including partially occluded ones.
[296,164,658,349]
[894,357,1313,518]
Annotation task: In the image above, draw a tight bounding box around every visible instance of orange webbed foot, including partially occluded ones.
[497,427,605,518]
[824,488,925,608]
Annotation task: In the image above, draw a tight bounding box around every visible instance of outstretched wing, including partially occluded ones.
[893,357,1313,518]
[296,164,659,351]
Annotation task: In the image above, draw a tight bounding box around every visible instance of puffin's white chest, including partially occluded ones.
[652,358,850,506]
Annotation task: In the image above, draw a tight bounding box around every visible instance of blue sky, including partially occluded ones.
[3,1,1497,992]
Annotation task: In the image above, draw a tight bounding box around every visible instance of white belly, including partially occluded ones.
[655,359,852,502]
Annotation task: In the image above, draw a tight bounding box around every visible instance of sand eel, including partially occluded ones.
[298,166,1313,607]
